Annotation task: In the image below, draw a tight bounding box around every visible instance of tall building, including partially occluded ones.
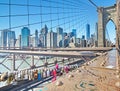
[40,24,48,35]
[82,35,85,40]
[74,38,80,47]
[76,38,80,44]
[29,30,38,47]
[81,35,86,47]
[63,32,67,37]
[47,31,57,48]
[15,35,21,49]
[57,34,63,47]
[35,29,38,47]
[72,29,77,37]
[1,30,8,48]
[29,35,34,47]
[1,30,16,49]
[86,24,90,40]
[39,34,45,47]
[64,37,69,47]
[7,31,16,48]
[57,27,63,35]
[21,27,30,48]
[90,34,96,47]
[67,32,74,38]
[57,27,63,47]
[67,32,74,44]
[80,38,86,47]
[66,29,77,44]
[40,25,48,48]
[71,36,76,43]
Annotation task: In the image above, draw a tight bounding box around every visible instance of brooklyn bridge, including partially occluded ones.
[0,0,120,91]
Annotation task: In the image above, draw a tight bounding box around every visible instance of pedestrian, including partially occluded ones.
[55,63,59,70]
[38,69,41,80]
[52,68,57,82]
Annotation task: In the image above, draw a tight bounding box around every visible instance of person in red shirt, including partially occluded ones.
[55,63,59,70]
[52,68,57,82]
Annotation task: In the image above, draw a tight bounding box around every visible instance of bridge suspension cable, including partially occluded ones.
[0,0,86,30]
[88,0,98,9]
[0,0,93,40]
[105,27,111,43]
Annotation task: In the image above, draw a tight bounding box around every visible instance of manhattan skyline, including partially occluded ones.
[0,0,116,43]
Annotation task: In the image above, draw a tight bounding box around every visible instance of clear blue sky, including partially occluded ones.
[0,0,116,43]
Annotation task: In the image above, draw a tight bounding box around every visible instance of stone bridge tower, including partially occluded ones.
[98,0,120,48]
[116,0,120,88]
[116,0,120,49]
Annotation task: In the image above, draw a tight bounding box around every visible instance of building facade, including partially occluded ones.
[72,29,77,37]
[35,30,38,47]
[15,35,21,49]
[1,30,16,49]
[7,31,16,48]
[86,24,90,40]
[47,31,57,48]
[57,27,63,35]
[21,27,30,48]
[1,30,9,48]
[57,27,63,47]
[40,25,48,48]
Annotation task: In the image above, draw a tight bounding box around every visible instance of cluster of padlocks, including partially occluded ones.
[0,63,79,86]
[0,68,51,84]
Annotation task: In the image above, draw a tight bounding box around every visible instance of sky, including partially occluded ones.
[0,0,116,43]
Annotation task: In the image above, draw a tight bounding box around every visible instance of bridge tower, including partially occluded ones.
[97,5,117,47]
[97,0,120,48]
[115,0,120,88]
[116,0,120,49]
[91,0,120,87]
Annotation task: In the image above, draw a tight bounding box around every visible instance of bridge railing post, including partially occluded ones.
[12,54,15,71]
[31,55,34,68]
[115,49,120,88]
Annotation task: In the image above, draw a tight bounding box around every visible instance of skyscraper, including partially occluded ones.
[40,24,48,35]
[1,30,9,48]
[29,35,34,47]
[67,32,74,38]
[1,30,16,49]
[86,24,90,40]
[40,24,48,47]
[21,27,30,48]
[7,31,16,48]
[81,35,86,47]
[29,30,39,47]
[90,34,96,47]
[57,34,63,47]
[57,27,63,35]
[39,34,45,47]
[63,32,67,37]
[57,27,63,47]
[15,35,21,49]
[47,31,57,48]
[35,29,38,47]
[82,35,85,40]
[71,29,77,43]
[72,29,77,37]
